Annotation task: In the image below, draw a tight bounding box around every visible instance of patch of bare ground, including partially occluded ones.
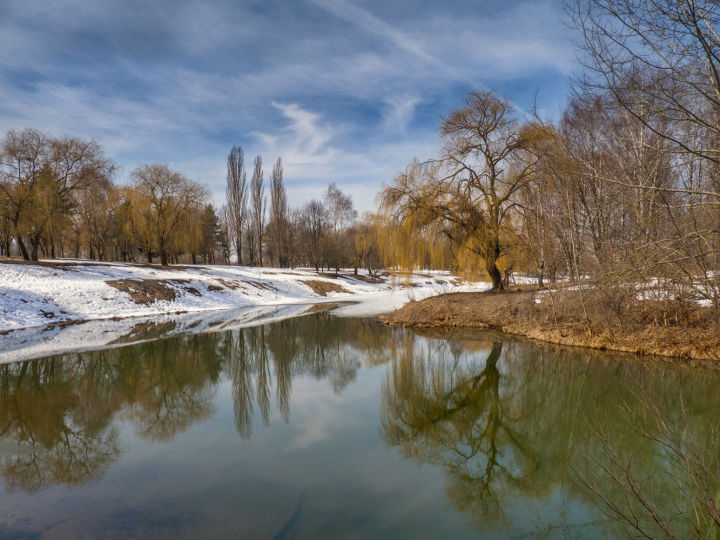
[0,258,78,271]
[340,273,385,284]
[380,287,720,364]
[243,280,279,292]
[105,279,179,305]
[215,278,244,290]
[301,279,352,296]
[214,278,279,293]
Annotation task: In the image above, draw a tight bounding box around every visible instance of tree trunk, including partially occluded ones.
[235,238,242,266]
[30,234,40,261]
[486,257,504,291]
[16,234,29,260]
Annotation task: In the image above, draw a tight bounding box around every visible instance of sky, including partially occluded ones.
[0,0,575,212]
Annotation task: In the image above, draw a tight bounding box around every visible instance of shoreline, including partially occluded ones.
[379,289,720,366]
[0,258,482,333]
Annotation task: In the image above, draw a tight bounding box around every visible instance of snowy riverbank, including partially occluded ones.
[0,260,488,362]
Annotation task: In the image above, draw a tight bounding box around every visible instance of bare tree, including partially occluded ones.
[268,158,289,267]
[568,0,720,176]
[323,183,356,273]
[249,156,265,266]
[0,129,113,260]
[0,129,49,260]
[225,146,247,265]
[301,199,326,272]
[382,91,535,290]
[131,164,207,265]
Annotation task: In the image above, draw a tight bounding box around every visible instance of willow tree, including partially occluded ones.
[131,164,206,265]
[381,91,534,290]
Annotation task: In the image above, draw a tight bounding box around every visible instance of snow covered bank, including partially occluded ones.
[0,260,488,362]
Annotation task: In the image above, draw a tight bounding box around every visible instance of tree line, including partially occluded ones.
[0,131,384,273]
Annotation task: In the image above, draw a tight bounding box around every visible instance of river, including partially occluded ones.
[0,310,717,538]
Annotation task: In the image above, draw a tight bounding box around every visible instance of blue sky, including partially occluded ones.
[0,0,575,211]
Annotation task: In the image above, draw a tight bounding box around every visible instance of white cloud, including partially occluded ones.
[382,94,422,133]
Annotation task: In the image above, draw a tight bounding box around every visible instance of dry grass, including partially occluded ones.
[380,287,720,364]
[105,279,179,305]
[343,273,385,284]
[301,279,352,296]
[215,278,244,290]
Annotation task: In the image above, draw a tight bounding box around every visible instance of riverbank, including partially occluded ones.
[0,258,483,334]
[379,288,720,364]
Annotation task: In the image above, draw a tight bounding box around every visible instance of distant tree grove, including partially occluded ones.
[0,131,384,273]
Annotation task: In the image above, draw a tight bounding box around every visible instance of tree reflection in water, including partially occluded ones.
[379,330,720,536]
[0,314,395,490]
[381,340,530,521]
[0,314,718,537]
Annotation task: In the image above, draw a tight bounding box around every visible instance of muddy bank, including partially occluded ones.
[379,289,720,365]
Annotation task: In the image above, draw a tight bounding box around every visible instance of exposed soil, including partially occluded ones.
[243,280,279,292]
[341,273,385,284]
[105,279,178,305]
[301,279,352,296]
[380,288,720,364]
[215,278,244,290]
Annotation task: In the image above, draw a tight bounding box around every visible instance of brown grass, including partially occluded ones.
[342,273,385,284]
[106,279,179,304]
[380,288,720,364]
[215,278,244,290]
[301,279,352,296]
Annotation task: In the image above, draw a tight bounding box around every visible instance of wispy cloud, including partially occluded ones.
[0,0,573,211]
[308,0,445,69]
[381,94,422,133]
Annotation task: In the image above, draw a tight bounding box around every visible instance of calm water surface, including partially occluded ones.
[0,311,718,538]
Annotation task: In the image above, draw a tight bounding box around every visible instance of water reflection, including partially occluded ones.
[0,314,718,537]
[0,314,397,492]
[381,341,514,520]
[379,330,720,537]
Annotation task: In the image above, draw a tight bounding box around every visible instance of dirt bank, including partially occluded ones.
[379,288,720,365]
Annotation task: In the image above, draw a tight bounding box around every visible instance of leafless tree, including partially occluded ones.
[382,91,535,290]
[269,157,289,267]
[131,164,206,265]
[301,199,326,272]
[225,146,247,265]
[250,156,265,266]
[323,183,356,273]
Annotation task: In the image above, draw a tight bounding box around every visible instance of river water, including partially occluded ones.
[0,311,717,538]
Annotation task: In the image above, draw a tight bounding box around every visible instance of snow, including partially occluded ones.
[0,261,489,363]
